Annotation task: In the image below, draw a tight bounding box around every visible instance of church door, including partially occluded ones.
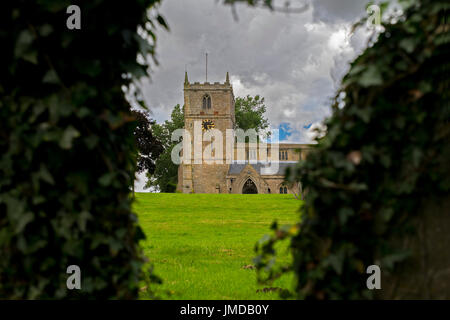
[242,179,258,194]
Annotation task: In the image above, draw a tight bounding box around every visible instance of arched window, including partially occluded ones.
[202,94,211,109]
[284,186,288,194]
[279,187,283,194]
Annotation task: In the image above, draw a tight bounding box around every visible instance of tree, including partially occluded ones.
[132,110,164,195]
[0,1,167,299]
[235,95,269,136]
[132,110,164,176]
[254,0,449,299]
[146,104,184,192]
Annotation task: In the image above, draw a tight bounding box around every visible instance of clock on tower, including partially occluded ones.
[202,119,215,131]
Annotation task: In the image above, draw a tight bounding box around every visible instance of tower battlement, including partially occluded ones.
[183,72,235,118]
[184,72,231,89]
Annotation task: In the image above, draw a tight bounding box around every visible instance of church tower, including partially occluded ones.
[178,72,236,193]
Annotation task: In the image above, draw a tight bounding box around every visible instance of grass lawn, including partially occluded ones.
[134,193,300,300]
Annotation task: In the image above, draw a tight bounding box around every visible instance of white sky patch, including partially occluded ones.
[304,22,315,32]
[305,121,327,142]
[230,76,249,97]
[283,108,295,118]
[134,171,148,193]
[328,27,350,52]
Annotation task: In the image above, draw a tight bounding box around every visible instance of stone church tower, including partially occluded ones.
[178,72,235,193]
[177,72,309,194]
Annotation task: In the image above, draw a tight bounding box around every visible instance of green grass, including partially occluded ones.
[134,193,300,300]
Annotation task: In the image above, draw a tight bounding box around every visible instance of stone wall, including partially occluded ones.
[192,163,229,194]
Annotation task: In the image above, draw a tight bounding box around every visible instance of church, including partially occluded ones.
[177,72,312,194]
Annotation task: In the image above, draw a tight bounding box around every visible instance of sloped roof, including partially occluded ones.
[227,162,297,176]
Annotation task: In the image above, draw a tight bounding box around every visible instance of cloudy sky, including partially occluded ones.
[135,0,378,190]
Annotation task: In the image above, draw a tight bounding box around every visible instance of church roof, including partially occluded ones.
[227,162,297,176]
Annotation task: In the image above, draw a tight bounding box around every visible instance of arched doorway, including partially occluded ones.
[242,179,258,194]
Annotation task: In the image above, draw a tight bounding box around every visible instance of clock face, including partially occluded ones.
[202,119,215,131]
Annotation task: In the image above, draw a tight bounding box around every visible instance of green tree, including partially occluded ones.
[133,110,164,175]
[0,1,167,299]
[254,0,449,299]
[146,104,184,192]
[132,110,164,195]
[235,95,269,136]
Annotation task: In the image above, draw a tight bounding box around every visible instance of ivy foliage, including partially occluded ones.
[0,1,167,298]
[255,0,449,299]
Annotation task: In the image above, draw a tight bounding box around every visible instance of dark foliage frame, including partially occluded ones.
[254,0,449,299]
[0,1,167,298]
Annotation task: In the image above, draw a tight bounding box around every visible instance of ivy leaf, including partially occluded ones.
[14,29,34,59]
[84,135,99,149]
[348,64,365,76]
[78,211,92,232]
[59,126,80,149]
[358,66,383,87]
[43,69,59,84]
[99,173,115,186]
[399,38,416,53]
[22,51,38,64]
[39,164,55,185]
[156,15,169,30]
[339,207,354,225]
[39,24,54,37]
[327,252,344,275]
[15,212,34,234]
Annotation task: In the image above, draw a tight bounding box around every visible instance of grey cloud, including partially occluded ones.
[134,0,373,191]
[311,0,369,24]
[139,0,370,138]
